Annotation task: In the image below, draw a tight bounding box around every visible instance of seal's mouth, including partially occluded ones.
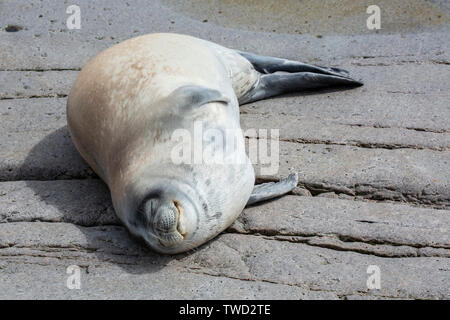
[157,231,184,247]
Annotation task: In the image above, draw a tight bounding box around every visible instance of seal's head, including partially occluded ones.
[135,189,197,253]
[120,177,217,254]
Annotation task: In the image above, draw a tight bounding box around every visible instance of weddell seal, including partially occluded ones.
[67,33,362,254]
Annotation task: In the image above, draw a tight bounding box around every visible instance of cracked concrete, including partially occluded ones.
[0,0,449,299]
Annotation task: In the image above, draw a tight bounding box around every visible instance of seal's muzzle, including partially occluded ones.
[133,186,196,252]
[154,203,178,233]
[153,200,185,247]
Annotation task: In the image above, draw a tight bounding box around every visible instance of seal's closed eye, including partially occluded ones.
[169,85,230,111]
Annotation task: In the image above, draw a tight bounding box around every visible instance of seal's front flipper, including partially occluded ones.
[246,173,298,206]
[240,71,363,104]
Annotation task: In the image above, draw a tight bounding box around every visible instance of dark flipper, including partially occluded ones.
[246,173,298,206]
[236,50,351,78]
[236,50,363,105]
[240,71,363,104]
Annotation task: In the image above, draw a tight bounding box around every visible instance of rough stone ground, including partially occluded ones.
[0,0,449,299]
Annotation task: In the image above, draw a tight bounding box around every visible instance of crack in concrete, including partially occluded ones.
[181,266,437,300]
[340,123,450,134]
[277,137,447,151]
[431,60,450,65]
[245,134,448,152]
[182,267,328,294]
[350,59,450,67]
[225,228,450,258]
[0,68,81,72]
[253,176,450,209]
[0,94,68,100]
[0,216,121,226]
[0,243,145,263]
[0,243,98,253]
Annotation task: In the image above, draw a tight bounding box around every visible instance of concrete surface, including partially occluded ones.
[0,0,449,299]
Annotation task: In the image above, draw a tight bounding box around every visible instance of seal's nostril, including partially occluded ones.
[155,206,178,233]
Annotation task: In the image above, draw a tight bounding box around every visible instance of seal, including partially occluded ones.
[67,33,362,254]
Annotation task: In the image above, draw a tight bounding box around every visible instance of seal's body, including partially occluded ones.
[67,33,362,254]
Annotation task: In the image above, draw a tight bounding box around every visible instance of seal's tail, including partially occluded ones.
[236,50,363,104]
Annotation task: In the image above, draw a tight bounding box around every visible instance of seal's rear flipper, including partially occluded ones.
[240,72,363,104]
[236,51,363,104]
[246,173,298,206]
[236,50,350,78]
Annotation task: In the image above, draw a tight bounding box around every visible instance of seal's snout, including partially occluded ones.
[152,200,186,248]
[133,185,199,253]
[154,203,178,233]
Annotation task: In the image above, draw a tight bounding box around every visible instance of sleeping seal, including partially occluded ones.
[67,33,362,254]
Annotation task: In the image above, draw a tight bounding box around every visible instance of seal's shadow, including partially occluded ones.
[22,126,184,274]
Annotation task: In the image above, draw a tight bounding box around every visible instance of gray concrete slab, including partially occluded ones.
[1,1,449,70]
[1,222,448,299]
